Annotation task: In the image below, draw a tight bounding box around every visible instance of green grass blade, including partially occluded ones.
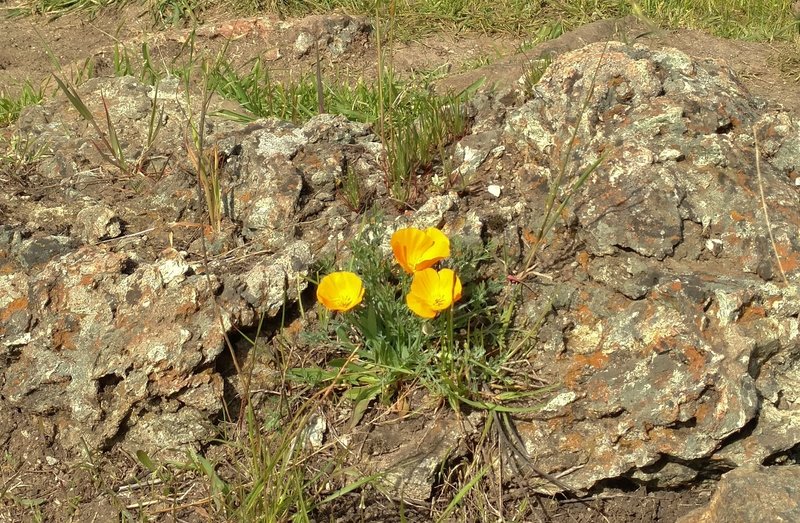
[317,472,381,507]
[435,465,488,522]
[53,75,96,123]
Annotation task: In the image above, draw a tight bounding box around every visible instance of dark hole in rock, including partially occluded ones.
[763,442,800,466]
[430,447,475,501]
[215,290,312,420]
[598,407,626,419]
[692,458,738,483]
[100,408,134,451]
[97,373,122,395]
[667,417,697,430]
[715,120,734,134]
[97,373,123,413]
[120,257,138,275]
[717,416,759,448]
[614,244,640,255]
[591,476,642,493]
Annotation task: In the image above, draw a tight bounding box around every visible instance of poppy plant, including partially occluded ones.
[316,271,365,312]
[391,227,450,274]
[406,268,462,319]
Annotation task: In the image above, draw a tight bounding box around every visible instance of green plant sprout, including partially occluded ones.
[205,50,480,203]
[184,53,226,234]
[0,132,51,183]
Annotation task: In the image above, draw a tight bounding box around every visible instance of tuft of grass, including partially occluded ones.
[8,0,798,42]
[187,142,224,234]
[207,58,318,124]
[150,0,206,27]
[207,54,477,202]
[0,132,50,183]
[229,0,798,42]
[517,20,565,53]
[54,75,164,176]
[9,0,205,27]
[121,394,378,521]
[111,42,163,85]
[0,82,46,127]
[8,0,123,19]
[512,42,610,283]
[54,75,131,173]
[185,57,225,234]
[629,0,800,41]
[340,164,365,212]
[520,55,553,99]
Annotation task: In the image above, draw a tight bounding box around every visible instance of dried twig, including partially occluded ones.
[753,124,788,285]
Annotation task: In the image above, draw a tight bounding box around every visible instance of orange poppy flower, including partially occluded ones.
[316,271,365,312]
[406,268,462,319]
[390,227,450,274]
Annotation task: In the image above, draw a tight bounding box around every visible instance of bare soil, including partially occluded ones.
[0,5,797,522]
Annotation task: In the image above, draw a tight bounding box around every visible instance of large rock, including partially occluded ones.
[2,246,230,454]
[0,75,383,457]
[676,465,800,523]
[492,41,800,493]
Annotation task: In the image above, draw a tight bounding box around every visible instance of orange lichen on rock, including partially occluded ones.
[576,251,590,271]
[1,296,28,322]
[729,210,749,222]
[52,329,77,351]
[739,304,767,322]
[564,350,609,388]
[682,345,707,379]
[775,243,800,273]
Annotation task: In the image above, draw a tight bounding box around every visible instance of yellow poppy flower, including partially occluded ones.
[316,271,365,312]
[391,227,450,274]
[406,268,462,319]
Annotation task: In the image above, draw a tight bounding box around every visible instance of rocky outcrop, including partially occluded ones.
[2,32,800,520]
[494,41,800,494]
[352,42,800,504]
[1,75,380,457]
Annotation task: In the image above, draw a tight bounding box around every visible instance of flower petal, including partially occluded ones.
[437,268,462,303]
[316,271,364,312]
[407,291,437,318]
[409,267,440,297]
[406,268,462,318]
[391,227,451,273]
[418,228,450,270]
[391,228,428,274]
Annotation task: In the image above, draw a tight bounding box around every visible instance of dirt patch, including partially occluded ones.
[2,9,797,113]
[313,485,707,522]
[439,16,800,115]
[0,5,152,89]
[539,488,709,522]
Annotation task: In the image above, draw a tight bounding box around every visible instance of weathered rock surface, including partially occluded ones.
[492,41,800,494]
[676,465,800,523]
[0,73,382,456]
